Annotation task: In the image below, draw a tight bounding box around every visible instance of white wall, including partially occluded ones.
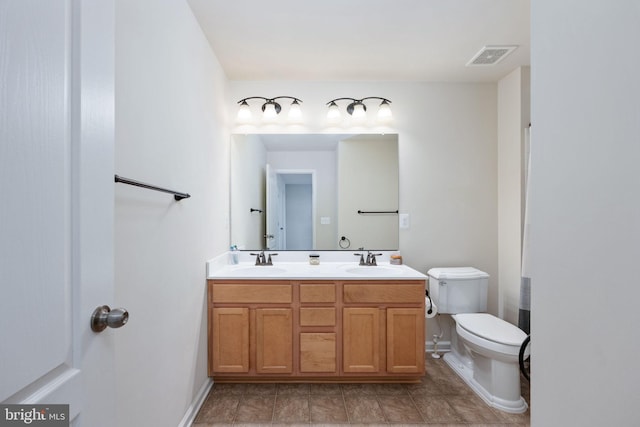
[338,135,399,249]
[531,1,640,425]
[229,81,499,330]
[230,134,266,249]
[498,66,530,324]
[114,1,228,426]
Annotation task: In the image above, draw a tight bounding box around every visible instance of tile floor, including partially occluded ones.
[193,354,530,426]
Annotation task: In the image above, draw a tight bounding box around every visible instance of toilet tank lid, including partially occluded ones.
[427,267,489,280]
[455,313,527,346]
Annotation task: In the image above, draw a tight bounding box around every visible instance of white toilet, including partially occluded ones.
[428,267,528,414]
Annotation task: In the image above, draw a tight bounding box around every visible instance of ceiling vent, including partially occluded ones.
[466,45,518,66]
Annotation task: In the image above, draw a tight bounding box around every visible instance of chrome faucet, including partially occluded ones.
[365,251,382,266]
[354,251,382,266]
[250,251,278,266]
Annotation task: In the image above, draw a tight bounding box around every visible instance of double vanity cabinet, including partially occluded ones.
[207,261,427,383]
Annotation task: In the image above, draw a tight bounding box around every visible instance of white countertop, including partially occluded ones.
[208,261,426,280]
[206,252,426,280]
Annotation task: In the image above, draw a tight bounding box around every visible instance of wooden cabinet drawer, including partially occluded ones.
[300,283,336,303]
[300,307,336,326]
[343,283,424,304]
[211,283,292,303]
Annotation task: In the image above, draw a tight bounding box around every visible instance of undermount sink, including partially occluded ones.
[343,266,404,276]
[229,266,287,275]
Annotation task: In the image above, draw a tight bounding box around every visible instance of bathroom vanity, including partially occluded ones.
[207,257,426,383]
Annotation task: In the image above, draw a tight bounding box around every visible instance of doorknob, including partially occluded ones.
[263,234,274,239]
[91,305,129,332]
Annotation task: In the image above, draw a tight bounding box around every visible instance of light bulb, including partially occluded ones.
[351,102,367,124]
[288,100,302,123]
[327,102,341,124]
[237,101,252,124]
[262,102,278,123]
[377,100,393,123]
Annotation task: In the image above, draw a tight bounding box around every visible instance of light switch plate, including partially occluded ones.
[399,213,410,229]
[320,216,331,225]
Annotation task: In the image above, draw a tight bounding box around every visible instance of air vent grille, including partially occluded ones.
[466,45,518,66]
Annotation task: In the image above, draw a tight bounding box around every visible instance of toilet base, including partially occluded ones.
[443,351,528,414]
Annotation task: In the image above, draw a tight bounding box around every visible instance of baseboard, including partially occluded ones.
[425,340,451,354]
[177,378,213,427]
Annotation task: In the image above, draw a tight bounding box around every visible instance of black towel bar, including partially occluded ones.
[114,175,190,201]
[357,210,399,214]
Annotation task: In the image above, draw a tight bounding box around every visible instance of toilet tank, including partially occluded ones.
[427,267,489,314]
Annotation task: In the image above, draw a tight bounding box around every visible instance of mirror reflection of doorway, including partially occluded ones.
[266,167,315,250]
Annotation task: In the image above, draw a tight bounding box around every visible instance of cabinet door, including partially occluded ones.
[343,308,380,373]
[386,308,425,373]
[300,333,336,373]
[211,307,249,373]
[256,308,293,373]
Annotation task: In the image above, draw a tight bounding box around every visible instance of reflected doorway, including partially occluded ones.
[266,166,316,250]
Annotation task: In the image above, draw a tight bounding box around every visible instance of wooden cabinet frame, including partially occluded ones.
[208,279,425,382]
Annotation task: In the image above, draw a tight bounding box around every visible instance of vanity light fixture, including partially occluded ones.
[236,96,303,124]
[325,97,393,125]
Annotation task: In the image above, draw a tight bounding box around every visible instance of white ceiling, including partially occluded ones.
[187,0,530,82]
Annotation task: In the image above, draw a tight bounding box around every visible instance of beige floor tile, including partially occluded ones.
[447,395,503,424]
[309,383,343,395]
[244,383,277,396]
[377,395,424,423]
[309,395,349,423]
[197,355,530,425]
[341,383,378,397]
[344,395,386,423]
[273,395,310,423]
[234,395,275,423]
[277,382,311,395]
[193,395,239,424]
[411,394,463,424]
[372,383,408,395]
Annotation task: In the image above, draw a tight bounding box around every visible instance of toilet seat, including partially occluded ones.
[453,313,527,358]
[454,313,527,346]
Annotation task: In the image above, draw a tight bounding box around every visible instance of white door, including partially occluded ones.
[265,164,282,250]
[1,1,117,426]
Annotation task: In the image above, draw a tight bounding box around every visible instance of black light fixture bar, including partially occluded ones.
[237,96,302,113]
[326,97,391,114]
[236,96,303,123]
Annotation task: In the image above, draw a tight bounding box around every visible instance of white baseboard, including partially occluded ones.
[177,378,213,427]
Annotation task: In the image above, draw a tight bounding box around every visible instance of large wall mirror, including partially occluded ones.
[230,134,398,251]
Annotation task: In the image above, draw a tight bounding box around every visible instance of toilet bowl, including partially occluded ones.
[446,313,528,413]
[428,267,528,414]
